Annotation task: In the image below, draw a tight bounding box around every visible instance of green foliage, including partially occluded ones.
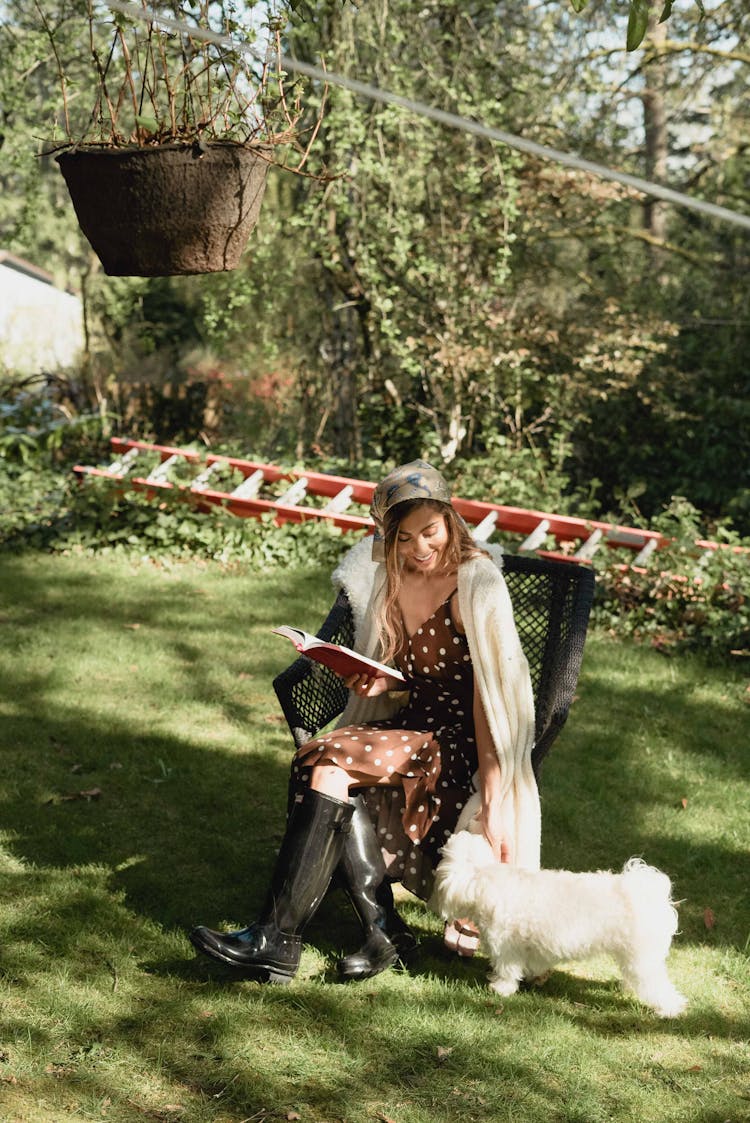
[626,0,652,50]
[2,0,748,552]
[592,497,750,657]
[0,374,106,463]
[1,465,359,569]
[569,0,712,49]
[281,0,524,460]
[451,433,600,516]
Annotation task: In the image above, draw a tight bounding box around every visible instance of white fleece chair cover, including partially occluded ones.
[330,536,541,900]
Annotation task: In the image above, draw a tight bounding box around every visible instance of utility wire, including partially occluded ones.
[103,0,750,232]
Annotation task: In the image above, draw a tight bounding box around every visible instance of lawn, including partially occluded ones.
[0,552,748,1123]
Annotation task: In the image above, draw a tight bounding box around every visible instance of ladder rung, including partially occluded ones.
[191,461,224,491]
[278,478,309,505]
[472,511,497,542]
[633,538,659,566]
[146,454,180,483]
[231,469,264,500]
[323,485,353,514]
[107,446,140,475]
[519,519,550,552]
[574,528,603,561]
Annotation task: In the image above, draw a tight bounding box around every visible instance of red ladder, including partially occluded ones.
[74,437,744,569]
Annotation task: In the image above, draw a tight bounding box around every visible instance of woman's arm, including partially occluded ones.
[454,589,509,863]
[473,686,509,863]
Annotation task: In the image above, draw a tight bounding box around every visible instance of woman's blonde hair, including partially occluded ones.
[376,498,486,664]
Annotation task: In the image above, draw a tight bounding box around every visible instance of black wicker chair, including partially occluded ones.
[273,553,595,780]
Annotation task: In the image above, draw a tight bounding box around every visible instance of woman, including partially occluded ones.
[190,461,540,984]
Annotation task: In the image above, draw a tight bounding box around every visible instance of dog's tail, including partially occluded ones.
[621,858,679,940]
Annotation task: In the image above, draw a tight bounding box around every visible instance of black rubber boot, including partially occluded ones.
[189,788,354,984]
[337,795,418,982]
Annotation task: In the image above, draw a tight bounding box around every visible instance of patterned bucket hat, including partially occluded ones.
[369,460,452,561]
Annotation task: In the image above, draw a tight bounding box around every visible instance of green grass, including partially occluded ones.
[0,552,748,1123]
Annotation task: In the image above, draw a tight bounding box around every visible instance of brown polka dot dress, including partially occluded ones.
[293,592,477,900]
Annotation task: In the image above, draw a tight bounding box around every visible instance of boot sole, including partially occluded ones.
[189,932,295,984]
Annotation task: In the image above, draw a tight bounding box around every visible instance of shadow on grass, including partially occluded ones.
[2,882,748,1123]
[1,553,747,941]
[1,553,749,1120]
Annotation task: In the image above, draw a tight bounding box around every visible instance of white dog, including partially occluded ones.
[434,831,687,1018]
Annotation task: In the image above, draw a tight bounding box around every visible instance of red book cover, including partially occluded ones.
[272,626,405,683]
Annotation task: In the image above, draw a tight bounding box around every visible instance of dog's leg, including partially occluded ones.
[621,957,687,1018]
[488,961,524,997]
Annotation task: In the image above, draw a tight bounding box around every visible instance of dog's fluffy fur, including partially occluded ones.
[434,831,686,1017]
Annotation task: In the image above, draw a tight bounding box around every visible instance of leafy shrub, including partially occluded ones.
[2,372,747,654]
[451,434,599,516]
[1,471,359,570]
[592,497,749,657]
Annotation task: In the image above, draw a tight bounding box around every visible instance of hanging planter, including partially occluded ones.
[41,5,322,277]
[56,142,270,277]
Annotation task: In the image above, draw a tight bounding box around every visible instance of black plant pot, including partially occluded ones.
[56,142,270,277]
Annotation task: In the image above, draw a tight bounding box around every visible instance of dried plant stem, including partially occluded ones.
[294,57,328,173]
[88,20,121,142]
[136,20,153,116]
[34,0,70,138]
[116,28,140,130]
[156,34,177,137]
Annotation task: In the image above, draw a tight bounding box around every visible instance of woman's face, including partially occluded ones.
[396,505,450,574]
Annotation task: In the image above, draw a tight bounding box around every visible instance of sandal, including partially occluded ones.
[443,918,480,957]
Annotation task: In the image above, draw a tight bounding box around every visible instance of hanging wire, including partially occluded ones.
[102,0,750,232]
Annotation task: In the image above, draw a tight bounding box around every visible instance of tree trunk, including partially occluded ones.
[641,15,668,257]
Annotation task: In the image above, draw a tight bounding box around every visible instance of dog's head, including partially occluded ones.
[441,829,497,868]
[432,830,498,919]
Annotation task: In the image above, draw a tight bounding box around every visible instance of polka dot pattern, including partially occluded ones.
[292,589,477,897]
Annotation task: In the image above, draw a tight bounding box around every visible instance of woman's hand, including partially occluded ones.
[343,671,396,698]
[479,805,509,863]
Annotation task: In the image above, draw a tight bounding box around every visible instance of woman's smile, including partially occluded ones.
[397,508,450,572]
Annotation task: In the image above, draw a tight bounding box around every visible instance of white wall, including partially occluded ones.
[0,260,84,373]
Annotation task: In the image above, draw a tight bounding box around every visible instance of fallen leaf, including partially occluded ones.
[704,907,716,929]
[436,1045,453,1062]
[124,623,141,630]
[286,1113,301,1121]
[47,787,104,805]
[45,1062,73,1077]
[687,1065,703,1072]
[680,797,688,810]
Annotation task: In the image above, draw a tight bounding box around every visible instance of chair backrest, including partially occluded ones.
[272,552,595,778]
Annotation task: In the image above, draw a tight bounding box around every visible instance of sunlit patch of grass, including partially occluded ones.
[0,553,748,1123]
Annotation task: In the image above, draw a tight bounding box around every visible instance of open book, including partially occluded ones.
[272,625,405,683]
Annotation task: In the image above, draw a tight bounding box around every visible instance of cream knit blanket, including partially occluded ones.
[331,537,541,870]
